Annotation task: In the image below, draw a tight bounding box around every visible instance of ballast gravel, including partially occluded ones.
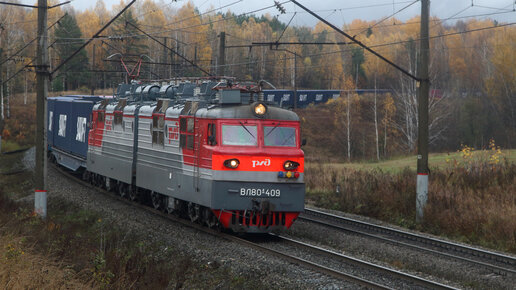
[286,208,516,289]
[40,166,356,287]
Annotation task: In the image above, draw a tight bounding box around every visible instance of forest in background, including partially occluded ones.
[0,0,515,160]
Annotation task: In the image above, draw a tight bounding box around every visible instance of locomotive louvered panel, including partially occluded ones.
[87,100,135,184]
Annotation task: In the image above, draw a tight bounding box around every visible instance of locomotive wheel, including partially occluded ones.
[88,173,95,185]
[118,183,128,198]
[81,170,89,181]
[128,187,138,202]
[91,173,98,186]
[95,175,104,188]
[105,177,114,192]
[173,199,186,217]
[188,203,200,223]
[151,191,163,210]
[99,176,106,189]
[204,208,218,228]
[163,197,174,214]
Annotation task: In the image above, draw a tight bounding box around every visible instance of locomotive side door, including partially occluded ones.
[179,101,201,193]
[194,116,201,192]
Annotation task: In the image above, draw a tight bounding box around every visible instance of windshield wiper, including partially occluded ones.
[281,133,296,146]
[239,121,255,139]
[265,122,281,138]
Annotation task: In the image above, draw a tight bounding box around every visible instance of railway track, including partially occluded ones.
[53,164,454,289]
[301,208,516,276]
[255,234,454,289]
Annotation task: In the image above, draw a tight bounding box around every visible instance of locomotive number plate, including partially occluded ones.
[240,188,281,198]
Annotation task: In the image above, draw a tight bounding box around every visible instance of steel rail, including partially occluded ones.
[302,208,516,276]
[227,235,389,289]
[271,234,455,290]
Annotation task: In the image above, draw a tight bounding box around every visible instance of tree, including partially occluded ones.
[330,74,359,161]
[485,27,516,146]
[169,2,212,77]
[373,60,379,160]
[107,7,148,82]
[381,94,396,157]
[54,12,90,90]
[350,47,366,87]
[109,7,147,56]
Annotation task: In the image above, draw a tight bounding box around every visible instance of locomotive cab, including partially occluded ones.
[196,99,305,233]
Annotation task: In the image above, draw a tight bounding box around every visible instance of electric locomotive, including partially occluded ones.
[49,80,305,233]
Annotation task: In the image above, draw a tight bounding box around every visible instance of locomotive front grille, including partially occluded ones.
[229,210,286,227]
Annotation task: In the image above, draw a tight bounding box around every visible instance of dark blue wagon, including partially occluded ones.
[47,95,103,171]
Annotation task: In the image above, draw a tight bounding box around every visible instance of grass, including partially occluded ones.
[306,147,516,253]
[0,139,25,153]
[0,152,33,200]
[0,151,268,289]
[310,149,516,173]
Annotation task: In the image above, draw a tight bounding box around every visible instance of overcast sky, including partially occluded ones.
[31,0,516,26]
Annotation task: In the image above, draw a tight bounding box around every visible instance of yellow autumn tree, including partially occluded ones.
[76,10,102,70]
[171,2,212,76]
[312,21,344,89]
[381,93,397,156]
[326,73,359,160]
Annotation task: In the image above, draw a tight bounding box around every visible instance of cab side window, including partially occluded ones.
[207,123,216,145]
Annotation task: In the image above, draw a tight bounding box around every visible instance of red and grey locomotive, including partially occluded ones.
[48,81,305,233]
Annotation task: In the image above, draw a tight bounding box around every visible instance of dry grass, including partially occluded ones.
[0,199,193,289]
[0,152,267,289]
[310,149,516,173]
[0,236,91,290]
[306,160,516,253]
[425,161,516,251]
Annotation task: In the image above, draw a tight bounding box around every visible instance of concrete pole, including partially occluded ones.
[416,0,430,223]
[0,47,3,149]
[35,0,49,219]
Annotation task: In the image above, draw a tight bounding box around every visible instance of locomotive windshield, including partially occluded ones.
[264,126,296,147]
[222,124,257,146]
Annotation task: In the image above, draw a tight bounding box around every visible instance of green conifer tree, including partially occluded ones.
[54,13,90,91]
[107,9,148,82]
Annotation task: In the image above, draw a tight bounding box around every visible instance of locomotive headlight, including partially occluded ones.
[283,160,299,171]
[224,158,240,169]
[253,103,267,117]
